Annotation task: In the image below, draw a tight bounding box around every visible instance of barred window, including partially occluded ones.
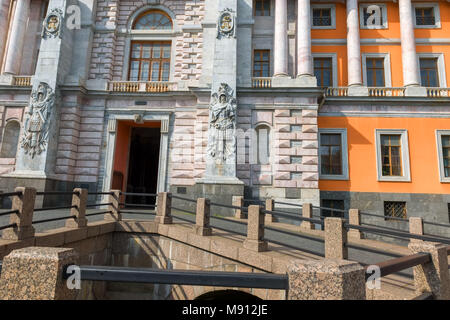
[254,0,270,16]
[321,199,345,218]
[384,201,407,220]
[415,7,435,26]
[312,8,331,26]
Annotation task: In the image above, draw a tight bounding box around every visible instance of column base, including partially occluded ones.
[0,74,14,85]
[295,74,317,87]
[405,86,427,97]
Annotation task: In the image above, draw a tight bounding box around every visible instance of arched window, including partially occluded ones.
[256,125,270,165]
[133,10,173,30]
[0,121,20,158]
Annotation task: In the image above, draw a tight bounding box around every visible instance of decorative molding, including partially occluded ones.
[217,8,236,39]
[161,119,169,133]
[41,8,63,39]
[108,119,116,132]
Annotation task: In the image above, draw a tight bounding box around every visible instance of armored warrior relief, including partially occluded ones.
[207,83,237,163]
[20,82,55,158]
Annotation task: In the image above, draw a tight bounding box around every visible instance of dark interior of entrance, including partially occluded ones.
[126,127,160,205]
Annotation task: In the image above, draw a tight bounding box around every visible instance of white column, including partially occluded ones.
[346,0,362,86]
[297,0,313,77]
[273,0,288,77]
[3,0,30,75]
[0,0,11,68]
[399,0,420,86]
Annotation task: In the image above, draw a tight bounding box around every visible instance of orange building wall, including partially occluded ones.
[318,117,450,195]
[311,1,450,87]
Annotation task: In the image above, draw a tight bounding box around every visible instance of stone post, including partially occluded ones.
[324,217,348,259]
[2,187,36,240]
[264,198,275,223]
[287,259,366,300]
[155,192,172,224]
[66,188,87,228]
[3,0,30,75]
[273,0,288,77]
[300,203,314,230]
[193,198,212,236]
[0,247,79,300]
[232,195,245,219]
[348,209,363,239]
[243,205,268,252]
[408,242,450,300]
[409,217,424,243]
[105,190,121,222]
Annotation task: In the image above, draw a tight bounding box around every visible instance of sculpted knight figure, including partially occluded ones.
[21,82,55,158]
[207,83,237,163]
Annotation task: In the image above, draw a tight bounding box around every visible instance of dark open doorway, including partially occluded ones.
[125,127,161,206]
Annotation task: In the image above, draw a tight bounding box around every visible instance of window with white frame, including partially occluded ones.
[436,130,450,183]
[313,53,337,87]
[311,4,336,29]
[360,3,388,29]
[362,53,391,87]
[417,53,447,88]
[375,129,411,182]
[413,3,441,28]
[319,129,349,180]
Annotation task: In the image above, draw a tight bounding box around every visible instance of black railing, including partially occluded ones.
[63,265,288,290]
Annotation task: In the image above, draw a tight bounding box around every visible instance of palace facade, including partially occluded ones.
[0,0,449,227]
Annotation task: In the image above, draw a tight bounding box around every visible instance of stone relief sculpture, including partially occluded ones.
[217,8,236,39]
[207,83,236,163]
[20,82,55,158]
[42,8,63,39]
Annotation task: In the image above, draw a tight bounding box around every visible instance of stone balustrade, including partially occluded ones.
[251,77,272,88]
[109,81,176,93]
[12,76,31,86]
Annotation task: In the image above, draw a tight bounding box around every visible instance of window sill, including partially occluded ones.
[319,175,349,181]
[377,176,411,182]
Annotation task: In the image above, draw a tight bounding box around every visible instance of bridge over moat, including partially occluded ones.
[0,188,449,300]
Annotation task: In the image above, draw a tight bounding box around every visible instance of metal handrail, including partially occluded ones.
[360,211,408,222]
[36,191,80,196]
[0,209,19,217]
[171,206,196,214]
[364,252,430,280]
[121,192,157,197]
[85,211,112,217]
[422,220,450,228]
[209,201,248,211]
[169,195,198,203]
[64,265,288,290]
[312,205,347,214]
[119,203,156,208]
[0,191,22,198]
[0,223,17,231]
[32,215,77,225]
[262,209,324,225]
[275,201,303,208]
[85,203,112,208]
[33,205,77,212]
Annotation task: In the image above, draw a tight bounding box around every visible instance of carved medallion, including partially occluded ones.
[217,9,236,39]
[20,82,55,158]
[42,8,63,39]
[207,83,237,162]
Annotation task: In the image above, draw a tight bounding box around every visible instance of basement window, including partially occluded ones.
[384,201,407,220]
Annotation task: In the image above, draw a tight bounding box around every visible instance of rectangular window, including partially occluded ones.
[420,58,439,87]
[415,7,435,26]
[437,131,450,182]
[380,134,402,176]
[128,41,171,82]
[366,58,385,87]
[320,133,342,175]
[442,135,450,177]
[321,199,345,218]
[253,50,270,77]
[254,0,270,16]
[312,8,331,26]
[384,201,407,220]
[314,57,333,87]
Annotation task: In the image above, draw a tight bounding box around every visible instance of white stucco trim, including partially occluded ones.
[416,53,447,87]
[375,129,411,182]
[312,53,338,87]
[362,53,392,87]
[318,128,349,181]
[359,3,388,29]
[311,4,336,30]
[412,2,441,29]
[436,130,450,183]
